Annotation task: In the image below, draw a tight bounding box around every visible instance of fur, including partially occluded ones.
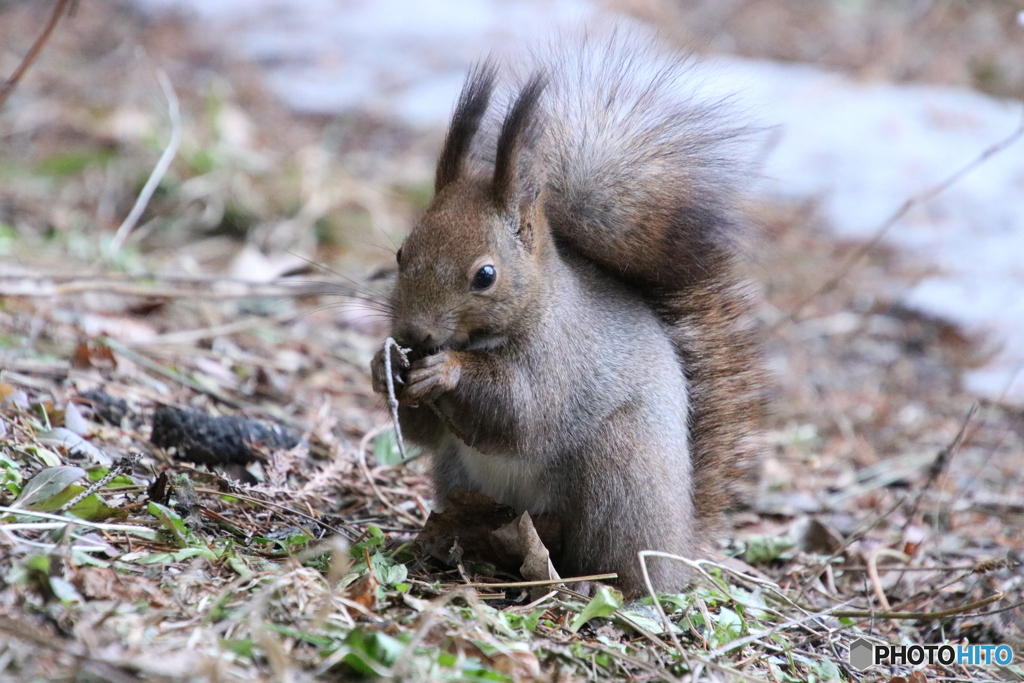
[373,27,764,594]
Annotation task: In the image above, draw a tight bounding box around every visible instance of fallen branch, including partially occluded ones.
[830,592,1003,620]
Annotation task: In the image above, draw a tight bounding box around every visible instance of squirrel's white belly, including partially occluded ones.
[453,440,553,514]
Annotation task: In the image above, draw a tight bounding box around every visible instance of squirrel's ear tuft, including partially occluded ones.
[492,73,547,218]
[435,60,498,194]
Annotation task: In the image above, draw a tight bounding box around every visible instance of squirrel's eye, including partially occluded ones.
[395,247,403,265]
[471,264,496,291]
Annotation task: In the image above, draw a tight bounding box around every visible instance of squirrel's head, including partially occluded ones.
[390,64,551,354]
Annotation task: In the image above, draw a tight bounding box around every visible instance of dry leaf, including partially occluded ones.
[491,511,559,583]
[344,572,379,611]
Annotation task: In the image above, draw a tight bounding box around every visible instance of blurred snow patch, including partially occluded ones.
[138,0,1024,402]
[136,0,595,119]
[720,59,1024,400]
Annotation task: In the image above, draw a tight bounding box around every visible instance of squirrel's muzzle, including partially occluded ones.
[393,320,448,356]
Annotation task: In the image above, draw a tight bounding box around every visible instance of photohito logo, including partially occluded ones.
[849,639,1014,671]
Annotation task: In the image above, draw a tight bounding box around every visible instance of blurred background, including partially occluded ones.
[2,0,1023,399]
[1,0,1023,550]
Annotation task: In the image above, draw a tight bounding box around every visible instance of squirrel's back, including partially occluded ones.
[473,28,764,531]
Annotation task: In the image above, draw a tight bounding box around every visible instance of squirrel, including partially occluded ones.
[371,30,763,595]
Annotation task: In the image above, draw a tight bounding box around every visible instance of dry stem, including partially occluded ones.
[0,0,72,110]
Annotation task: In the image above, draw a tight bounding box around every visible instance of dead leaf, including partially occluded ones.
[902,524,927,557]
[75,567,169,607]
[71,341,117,370]
[416,489,565,581]
[491,511,559,584]
[37,428,112,466]
[451,638,541,681]
[416,488,519,571]
[795,517,844,555]
[344,572,379,611]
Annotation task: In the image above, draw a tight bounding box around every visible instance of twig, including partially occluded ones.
[638,550,686,652]
[192,487,358,540]
[0,0,73,110]
[57,453,139,513]
[830,592,1003,620]
[585,642,687,683]
[833,559,1015,574]
[864,547,910,612]
[0,506,158,538]
[109,69,182,254]
[780,106,1024,327]
[796,494,907,601]
[706,607,836,659]
[460,572,618,589]
[129,311,299,347]
[356,424,424,528]
[0,274,346,299]
[902,403,976,534]
[383,337,411,461]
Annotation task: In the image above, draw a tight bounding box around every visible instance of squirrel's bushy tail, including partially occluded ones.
[490,28,764,530]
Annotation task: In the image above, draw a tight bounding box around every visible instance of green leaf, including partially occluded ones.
[21,445,62,468]
[148,501,188,547]
[25,554,51,574]
[227,556,254,581]
[64,489,125,522]
[128,547,218,564]
[86,467,134,486]
[220,638,255,658]
[377,562,408,587]
[522,608,544,632]
[343,629,404,675]
[742,534,797,564]
[714,607,745,642]
[373,431,403,467]
[69,548,112,568]
[817,658,841,681]
[14,466,86,509]
[49,577,83,605]
[619,609,683,635]
[36,149,115,177]
[569,586,623,633]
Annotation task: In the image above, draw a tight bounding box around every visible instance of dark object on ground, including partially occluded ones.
[151,406,300,465]
[416,488,562,576]
[77,389,131,426]
[148,471,171,505]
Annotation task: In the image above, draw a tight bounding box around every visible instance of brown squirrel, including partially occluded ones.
[371,31,763,595]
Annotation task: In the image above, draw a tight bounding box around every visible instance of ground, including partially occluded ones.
[0,1,1022,682]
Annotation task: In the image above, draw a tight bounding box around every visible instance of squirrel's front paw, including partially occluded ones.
[371,345,406,396]
[405,350,462,402]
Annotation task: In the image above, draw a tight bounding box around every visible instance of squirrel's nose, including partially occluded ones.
[394,322,441,352]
